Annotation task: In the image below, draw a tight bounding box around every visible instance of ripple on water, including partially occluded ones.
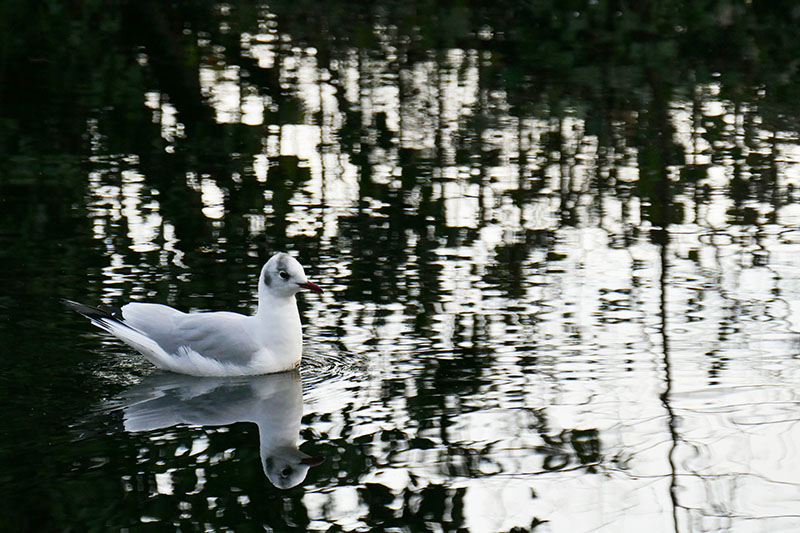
[300,345,368,396]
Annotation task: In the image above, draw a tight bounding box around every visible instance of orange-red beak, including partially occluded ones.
[298,281,323,294]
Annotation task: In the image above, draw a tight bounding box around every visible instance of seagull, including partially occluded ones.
[120,370,323,489]
[63,253,323,377]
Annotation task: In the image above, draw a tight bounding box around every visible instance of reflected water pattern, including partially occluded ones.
[3,1,800,531]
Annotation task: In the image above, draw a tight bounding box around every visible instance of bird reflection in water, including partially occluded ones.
[119,369,322,489]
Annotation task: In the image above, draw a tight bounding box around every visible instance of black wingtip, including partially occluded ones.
[62,299,125,322]
[61,298,89,314]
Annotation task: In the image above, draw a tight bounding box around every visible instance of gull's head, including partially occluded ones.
[263,452,324,489]
[260,253,322,298]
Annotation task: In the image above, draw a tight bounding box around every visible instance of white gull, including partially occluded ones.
[63,252,323,376]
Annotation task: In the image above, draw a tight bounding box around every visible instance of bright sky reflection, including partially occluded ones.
[78,15,800,532]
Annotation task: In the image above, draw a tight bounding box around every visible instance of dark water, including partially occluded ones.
[3,2,800,531]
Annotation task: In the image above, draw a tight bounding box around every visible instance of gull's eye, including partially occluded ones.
[279,271,289,280]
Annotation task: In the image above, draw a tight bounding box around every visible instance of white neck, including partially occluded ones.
[252,292,303,370]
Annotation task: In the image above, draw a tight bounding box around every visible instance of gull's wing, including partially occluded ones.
[121,303,261,367]
[63,299,266,376]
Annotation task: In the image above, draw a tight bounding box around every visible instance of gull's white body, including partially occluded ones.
[64,253,322,377]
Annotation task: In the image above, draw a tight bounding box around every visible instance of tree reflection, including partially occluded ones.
[3,0,800,530]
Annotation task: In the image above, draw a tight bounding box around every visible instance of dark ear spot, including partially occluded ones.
[263,271,272,286]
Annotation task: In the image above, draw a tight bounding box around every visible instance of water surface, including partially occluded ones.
[2,2,800,531]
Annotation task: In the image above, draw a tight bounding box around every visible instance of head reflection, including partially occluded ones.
[120,369,322,489]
